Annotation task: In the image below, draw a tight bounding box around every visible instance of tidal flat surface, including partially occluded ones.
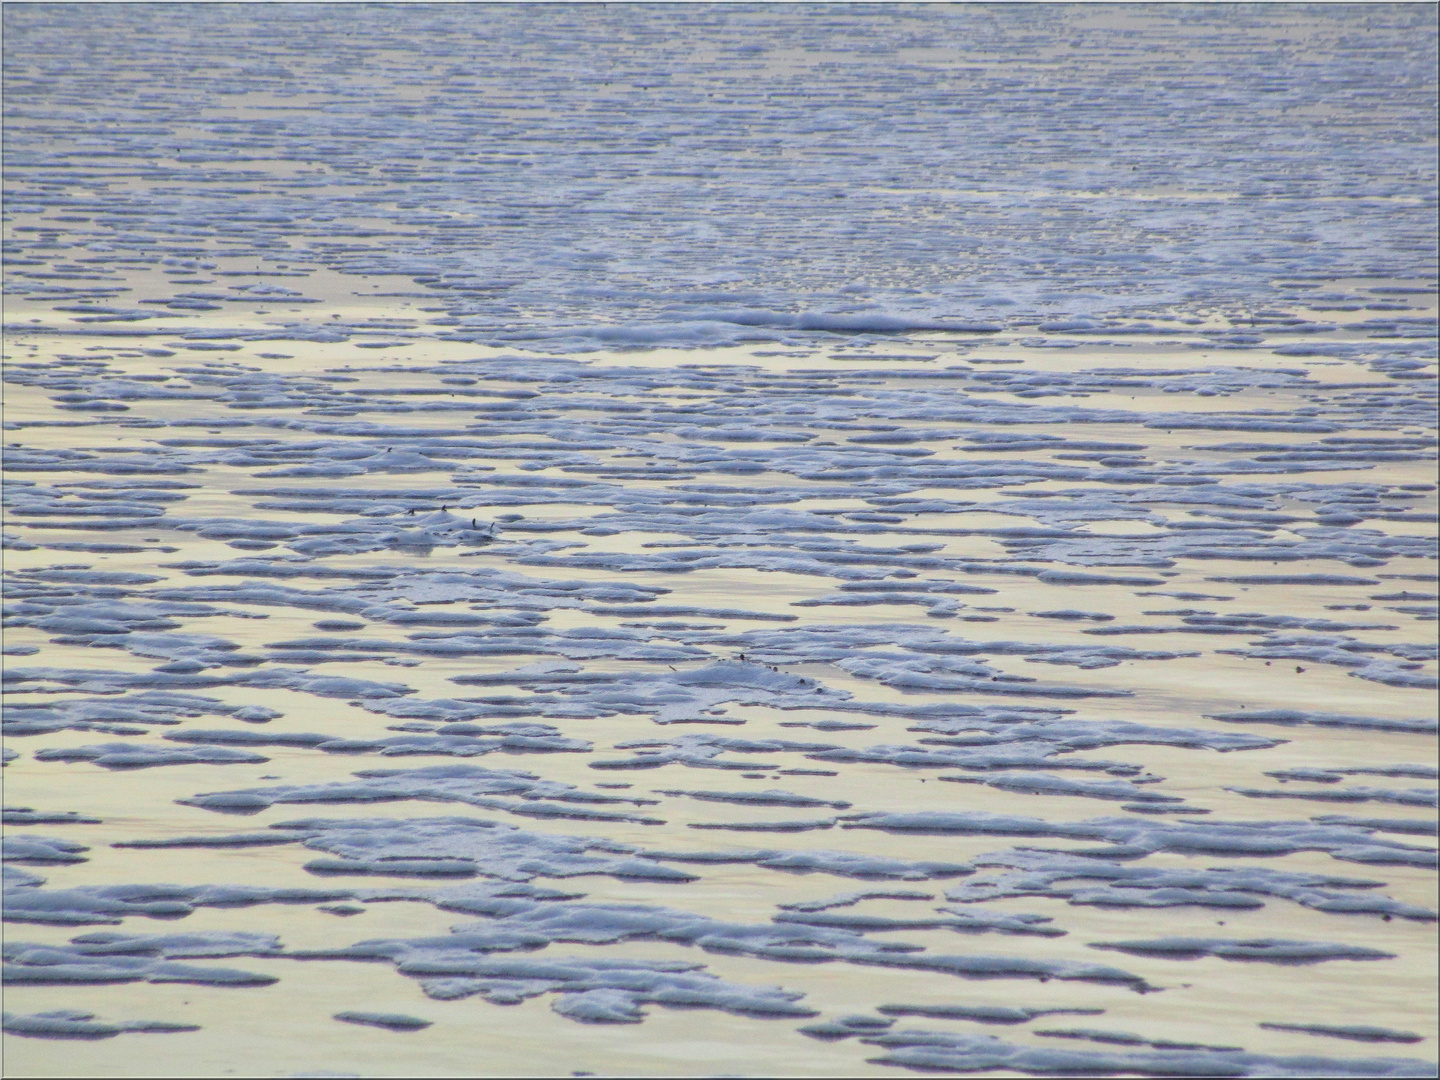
[2,4,1437,1078]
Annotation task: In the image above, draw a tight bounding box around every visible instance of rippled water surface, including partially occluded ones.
[2,4,1437,1078]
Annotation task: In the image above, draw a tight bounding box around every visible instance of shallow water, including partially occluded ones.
[3,5,1437,1079]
